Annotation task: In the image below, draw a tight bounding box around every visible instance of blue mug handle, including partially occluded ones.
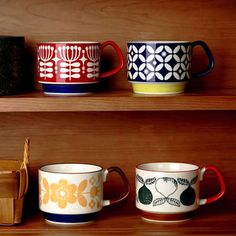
[191,40,214,79]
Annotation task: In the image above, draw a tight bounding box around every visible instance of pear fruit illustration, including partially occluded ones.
[155,177,178,197]
[180,186,196,206]
[136,175,156,205]
[177,175,198,206]
[138,185,153,205]
[153,177,180,207]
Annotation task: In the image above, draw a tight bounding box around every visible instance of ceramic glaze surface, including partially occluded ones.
[128,42,192,82]
[38,164,130,224]
[39,171,103,214]
[37,43,101,84]
[127,41,214,95]
[131,82,186,95]
[136,162,225,219]
[136,168,200,213]
[37,41,124,95]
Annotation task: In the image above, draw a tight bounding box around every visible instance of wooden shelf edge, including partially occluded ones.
[0,90,236,112]
[1,206,235,235]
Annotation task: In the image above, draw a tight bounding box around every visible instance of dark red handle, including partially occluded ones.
[99,41,124,78]
[199,165,225,205]
[103,167,130,206]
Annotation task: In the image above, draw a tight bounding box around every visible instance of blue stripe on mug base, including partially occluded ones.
[41,83,97,95]
[44,212,99,224]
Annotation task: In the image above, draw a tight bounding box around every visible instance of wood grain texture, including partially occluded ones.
[0,0,235,91]
[0,90,236,111]
[0,198,13,225]
[0,0,235,234]
[0,204,235,235]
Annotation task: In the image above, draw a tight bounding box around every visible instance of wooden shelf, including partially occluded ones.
[1,204,235,235]
[0,89,236,112]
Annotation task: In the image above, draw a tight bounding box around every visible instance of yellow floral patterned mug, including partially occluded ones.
[39,163,130,224]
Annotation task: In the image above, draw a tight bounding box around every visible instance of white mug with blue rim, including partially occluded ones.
[127,41,214,95]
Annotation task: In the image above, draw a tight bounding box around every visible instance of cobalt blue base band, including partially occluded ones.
[44,212,99,223]
[42,83,97,94]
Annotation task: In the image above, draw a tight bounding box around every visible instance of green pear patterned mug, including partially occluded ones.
[136,162,225,222]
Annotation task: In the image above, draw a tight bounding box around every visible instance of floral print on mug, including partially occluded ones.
[39,175,102,209]
[50,179,77,208]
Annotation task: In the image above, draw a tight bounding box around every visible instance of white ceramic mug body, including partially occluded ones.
[39,163,105,224]
[39,163,130,224]
[136,162,225,222]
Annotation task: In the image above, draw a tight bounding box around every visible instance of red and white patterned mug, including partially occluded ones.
[37,41,124,95]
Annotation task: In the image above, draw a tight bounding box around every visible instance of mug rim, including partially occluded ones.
[128,41,190,44]
[39,163,103,174]
[38,41,100,44]
[136,162,199,173]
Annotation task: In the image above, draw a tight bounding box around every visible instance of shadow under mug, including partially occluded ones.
[37,41,124,95]
[127,41,214,95]
[136,162,225,222]
[39,163,130,224]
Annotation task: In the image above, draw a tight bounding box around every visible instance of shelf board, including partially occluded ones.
[1,204,235,235]
[0,89,236,112]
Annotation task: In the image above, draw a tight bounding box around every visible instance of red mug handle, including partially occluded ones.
[99,41,124,78]
[199,165,225,205]
[103,167,130,206]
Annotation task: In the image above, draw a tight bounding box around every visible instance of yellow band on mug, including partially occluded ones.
[131,82,186,95]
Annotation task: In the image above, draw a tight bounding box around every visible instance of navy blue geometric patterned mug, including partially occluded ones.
[127,41,214,95]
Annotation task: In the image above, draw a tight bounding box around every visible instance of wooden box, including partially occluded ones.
[0,138,29,225]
